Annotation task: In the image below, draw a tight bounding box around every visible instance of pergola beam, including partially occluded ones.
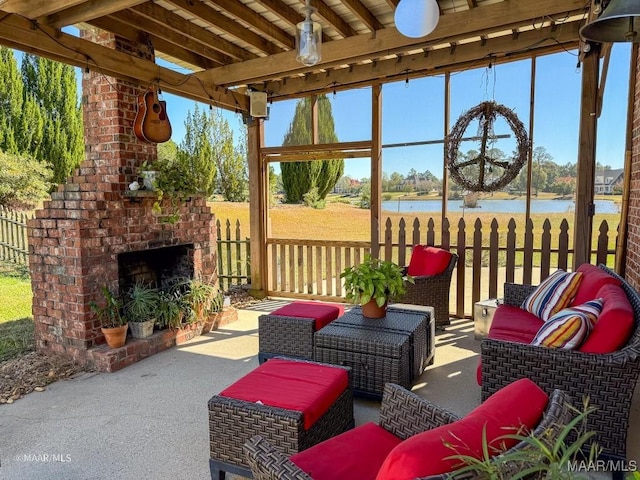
[196,0,586,87]
[43,0,147,28]
[0,0,85,17]
[0,13,248,111]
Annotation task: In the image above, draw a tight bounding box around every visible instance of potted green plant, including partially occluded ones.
[90,286,128,348]
[341,254,413,318]
[123,282,160,338]
[184,277,221,327]
[156,289,185,329]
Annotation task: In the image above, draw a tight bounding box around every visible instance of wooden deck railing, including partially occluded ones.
[0,207,31,264]
[216,219,251,291]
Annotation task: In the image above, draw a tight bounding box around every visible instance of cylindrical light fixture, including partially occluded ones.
[296,0,322,66]
[395,0,440,38]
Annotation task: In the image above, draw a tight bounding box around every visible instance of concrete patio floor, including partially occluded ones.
[1,300,639,480]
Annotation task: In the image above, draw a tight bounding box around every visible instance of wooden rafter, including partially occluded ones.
[0,0,85,17]
[88,16,220,69]
[125,3,255,62]
[196,0,586,87]
[256,0,332,43]
[0,13,249,111]
[264,21,581,99]
[340,0,383,32]
[305,0,356,38]
[42,0,146,28]
[164,0,284,56]
[206,0,294,50]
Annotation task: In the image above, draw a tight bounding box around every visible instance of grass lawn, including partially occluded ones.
[0,262,34,361]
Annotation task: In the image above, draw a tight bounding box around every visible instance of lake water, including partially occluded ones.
[381,198,620,214]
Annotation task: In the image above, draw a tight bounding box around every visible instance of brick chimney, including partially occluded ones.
[27,29,217,372]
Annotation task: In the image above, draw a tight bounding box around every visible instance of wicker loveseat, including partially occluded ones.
[397,251,458,327]
[480,264,640,462]
[244,380,572,480]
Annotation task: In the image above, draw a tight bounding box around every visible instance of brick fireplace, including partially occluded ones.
[27,30,217,372]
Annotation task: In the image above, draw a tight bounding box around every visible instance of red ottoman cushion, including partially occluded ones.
[376,378,548,480]
[221,359,348,430]
[271,301,345,330]
[572,263,620,306]
[291,422,402,480]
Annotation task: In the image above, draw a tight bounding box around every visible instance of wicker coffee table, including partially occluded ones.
[313,305,434,399]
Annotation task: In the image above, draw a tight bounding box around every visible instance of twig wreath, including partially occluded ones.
[447,101,530,192]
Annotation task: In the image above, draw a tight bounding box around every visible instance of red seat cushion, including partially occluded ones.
[487,305,543,343]
[407,246,452,277]
[220,359,349,430]
[291,422,402,480]
[271,301,345,330]
[375,378,548,480]
[572,263,620,306]
[579,284,635,354]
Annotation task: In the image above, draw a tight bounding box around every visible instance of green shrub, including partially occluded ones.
[0,150,52,210]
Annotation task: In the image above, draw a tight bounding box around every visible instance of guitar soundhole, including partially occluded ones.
[152,103,161,113]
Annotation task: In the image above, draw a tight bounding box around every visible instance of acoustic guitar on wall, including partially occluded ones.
[134,86,172,143]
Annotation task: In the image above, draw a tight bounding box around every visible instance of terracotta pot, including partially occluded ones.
[361,299,387,318]
[101,324,128,348]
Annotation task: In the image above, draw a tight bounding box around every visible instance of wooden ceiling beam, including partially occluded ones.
[384,0,399,8]
[339,0,383,32]
[0,0,85,17]
[305,0,356,38]
[107,10,238,65]
[88,16,219,70]
[262,21,581,99]
[0,13,249,111]
[206,0,294,50]
[196,0,586,87]
[163,0,284,55]
[259,0,332,43]
[125,3,255,62]
[467,0,478,8]
[42,0,147,28]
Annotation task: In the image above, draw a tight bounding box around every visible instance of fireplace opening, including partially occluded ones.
[117,244,195,295]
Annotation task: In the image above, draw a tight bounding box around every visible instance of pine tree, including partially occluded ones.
[281,95,343,203]
[0,47,23,153]
[179,104,216,196]
[21,54,83,185]
[215,115,247,202]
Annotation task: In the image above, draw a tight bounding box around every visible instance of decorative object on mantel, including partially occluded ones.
[447,101,530,193]
[394,0,440,38]
[296,0,322,66]
[580,0,640,43]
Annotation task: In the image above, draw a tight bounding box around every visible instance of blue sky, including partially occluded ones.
[11,37,632,181]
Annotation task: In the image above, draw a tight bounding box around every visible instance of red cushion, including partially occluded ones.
[579,284,634,354]
[407,246,452,277]
[375,379,548,480]
[220,359,348,430]
[291,422,402,480]
[572,264,620,306]
[271,301,345,330]
[487,305,543,344]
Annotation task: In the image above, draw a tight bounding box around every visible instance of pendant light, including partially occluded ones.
[395,0,440,38]
[296,0,322,66]
[580,0,640,43]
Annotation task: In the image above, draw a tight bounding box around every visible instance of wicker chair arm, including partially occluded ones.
[379,383,461,440]
[244,435,313,480]
[503,283,537,306]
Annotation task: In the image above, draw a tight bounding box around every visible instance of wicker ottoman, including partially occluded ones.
[258,301,345,363]
[208,358,354,479]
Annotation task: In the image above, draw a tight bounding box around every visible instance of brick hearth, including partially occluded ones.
[27,30,218,372]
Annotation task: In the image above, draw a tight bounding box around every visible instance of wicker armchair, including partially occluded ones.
[244,383,572,480]
[397,253,458,327]
[481,264,640,462]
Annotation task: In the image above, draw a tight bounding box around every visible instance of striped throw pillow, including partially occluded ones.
[521,270,583,321]
[531,299,603,349]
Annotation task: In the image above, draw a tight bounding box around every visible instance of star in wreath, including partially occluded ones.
[447,101,530,192]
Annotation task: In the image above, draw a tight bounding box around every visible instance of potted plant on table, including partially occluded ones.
[90,286,128,348]
[123,282,160,338]
[341,254,413,318]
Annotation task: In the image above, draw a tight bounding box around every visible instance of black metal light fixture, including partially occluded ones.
[296,0,322,66]
[580,0,640,43]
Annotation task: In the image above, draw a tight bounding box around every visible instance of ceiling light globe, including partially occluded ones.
[395,0,440,38]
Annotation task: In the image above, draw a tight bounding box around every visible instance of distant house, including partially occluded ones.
[594,169,624,194]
